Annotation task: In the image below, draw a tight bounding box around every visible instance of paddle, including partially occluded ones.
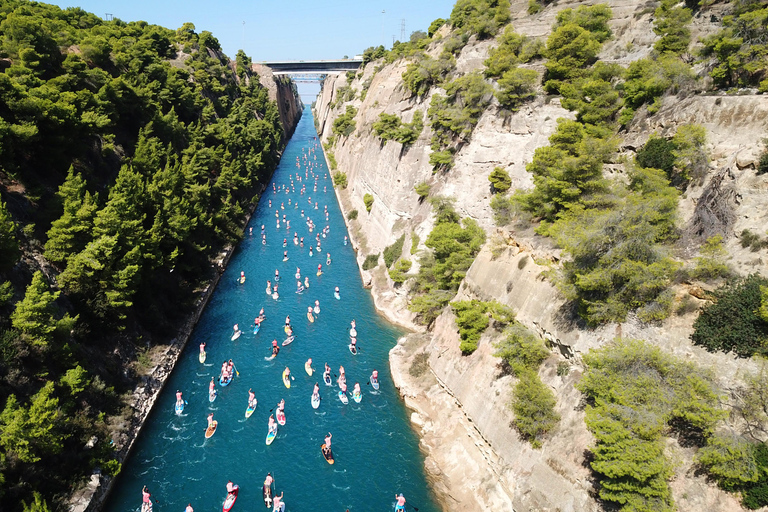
[233,362,240,377]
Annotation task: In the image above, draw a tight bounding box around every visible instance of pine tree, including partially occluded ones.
[0,200,19,271]
[10,272,59,347]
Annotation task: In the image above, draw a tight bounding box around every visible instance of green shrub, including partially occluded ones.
[409,352,430,377]
[332,105,357,138]
[620,55,695,123]
[548,166,680,325]
[362,253,379,270]
[428,149,454,171]
[428,18,446,38]
[697,433,758,491]
[490,194,514,226]
[515,118,613,223]
[740,229,767,252]
[511,369,560,448]
[383,234,406,268]
[402,54,453,96]
[554,4,613,43]
[332,171,348,189]
[578,338,726,512]
[691,274,768,357]
[327,151,338,171]
[543,23,603,94]
[758,146,768,175]
[527,0,542,14]
[414,182,430,201]
[691,235,730,280]
[488,167,512,193]
[743,443,768,509]
[347,209,358,220]
[672,124,708,184]
[449,0,511,40]
[559,63,623,126]
[429,72,493,169]
[409,198,486,324]
[493,323,548,374]
[653,0,692,55]
[408,288,454,326]
[484,26,543,78]
[363,193,374,212]
[410,232,420,254]
[493,322,550,376]
[452,300,491,354]
[389,259,413,284]
[495,67,539,111]
[636,134,677,176]
[372,111,424,144]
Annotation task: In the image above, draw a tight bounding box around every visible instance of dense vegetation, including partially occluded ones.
[494,323,558,447]
[691,274,768,357]
[579,339,726,512]
[451,299,513,353]
[408,198,485,325]
[701,0,768,91]
[0,2,287,510]
[372,111,423,145]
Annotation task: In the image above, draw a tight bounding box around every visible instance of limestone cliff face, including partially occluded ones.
[253,64,303,139]
[314,0,768,511]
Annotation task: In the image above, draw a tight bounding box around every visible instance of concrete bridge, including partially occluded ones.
[260,59,363,76]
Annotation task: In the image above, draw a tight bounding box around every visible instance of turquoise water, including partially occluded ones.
[103,106,439,512]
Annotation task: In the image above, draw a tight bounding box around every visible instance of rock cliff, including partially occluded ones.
[253,64,303,139]
[314,0,768,510]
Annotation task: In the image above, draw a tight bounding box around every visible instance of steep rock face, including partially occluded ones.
[253,64,303,138]
[313,1,768,511]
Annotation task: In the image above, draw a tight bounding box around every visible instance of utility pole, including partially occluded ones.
[400,19,406,42]
[105,13,112,21]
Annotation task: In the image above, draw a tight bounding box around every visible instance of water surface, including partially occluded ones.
[104,106,439,512]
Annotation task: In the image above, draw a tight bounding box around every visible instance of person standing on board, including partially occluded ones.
[272,491,285,512]
[141,486,151,512]
[185,504,193,512]
[395,493,406,511]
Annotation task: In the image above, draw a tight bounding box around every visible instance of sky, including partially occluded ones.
[47,0,457,62]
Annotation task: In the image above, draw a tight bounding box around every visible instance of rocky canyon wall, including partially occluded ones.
[314,0,768,511]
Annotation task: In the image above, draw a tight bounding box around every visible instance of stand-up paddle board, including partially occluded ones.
[311,393,320,409]
[305,361,313,376]
[205,420,217,439]
[321,444,334,464]
[245,401,257,418]
[338,391,348,404]
[282,369,291,388]
[199,351,206,363]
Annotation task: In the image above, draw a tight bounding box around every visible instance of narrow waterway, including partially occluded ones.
[103,105,440,512]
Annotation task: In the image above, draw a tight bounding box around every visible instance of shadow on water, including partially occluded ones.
[103,106,440,512]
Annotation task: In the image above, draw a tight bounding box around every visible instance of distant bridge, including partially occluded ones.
[260,59,363,76]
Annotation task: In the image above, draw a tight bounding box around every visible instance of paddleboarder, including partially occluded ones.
[248,389,256,408]
[185,504,193,512]
[175,390,183,407]
[207,413,214,427]
[395,493,406,511]
[141,486,151,512]
[272,491,285,512]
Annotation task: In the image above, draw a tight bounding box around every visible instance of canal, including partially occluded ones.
[103,105,440,512]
